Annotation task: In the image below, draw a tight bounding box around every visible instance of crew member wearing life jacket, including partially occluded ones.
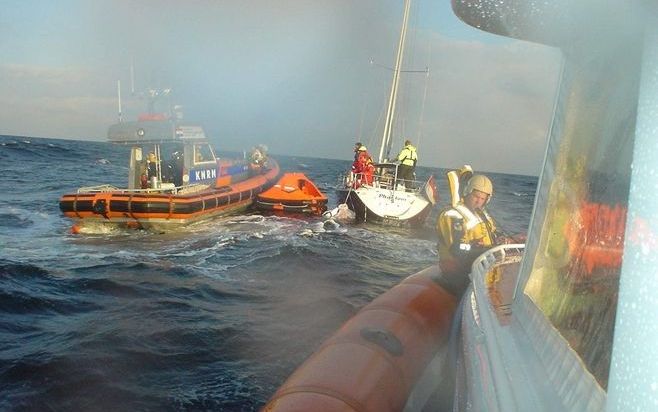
[396,139,418,188]
[436,174,504,295]
[351,145,374,186]
[146,152,158,178]
[250,144,269,169]
[140,152,159,189]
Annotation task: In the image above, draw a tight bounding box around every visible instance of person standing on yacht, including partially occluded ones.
[351,145,374,186]
[396,139,417,188]
[353,142,363,161]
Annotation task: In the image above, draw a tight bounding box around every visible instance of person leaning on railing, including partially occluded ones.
[435,174,525,296]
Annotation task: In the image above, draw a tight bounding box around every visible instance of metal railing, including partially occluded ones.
[76,183,209,195]
[339,171,427,194]
[471,244,525,279]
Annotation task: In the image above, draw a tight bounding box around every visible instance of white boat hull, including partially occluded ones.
[338,184,432,227]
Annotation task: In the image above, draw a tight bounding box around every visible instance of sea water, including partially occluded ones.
[0,135,535,410]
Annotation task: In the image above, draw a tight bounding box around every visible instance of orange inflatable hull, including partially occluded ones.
[59,160,280,230]
[263,266,458,412]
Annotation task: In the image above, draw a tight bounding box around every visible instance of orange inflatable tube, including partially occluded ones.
[263,266,458,412]
[59,161,280,225]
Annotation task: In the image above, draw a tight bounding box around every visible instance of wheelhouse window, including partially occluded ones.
[194,143,215,164]
[519,35,642,390]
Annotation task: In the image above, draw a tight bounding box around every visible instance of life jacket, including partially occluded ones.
[358,151,373,164]
[352,151,372,173]
[362,162,375,184]
[251,149,264,164]
[398,145,417,167]
[436,203,498,274]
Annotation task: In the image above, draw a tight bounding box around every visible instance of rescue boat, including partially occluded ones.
[59,92,280,231]
[256,173,328,216]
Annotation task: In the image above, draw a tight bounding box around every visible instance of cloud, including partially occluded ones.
[0,1,561,175]
[0,64,135,139]
[410,35,560,175]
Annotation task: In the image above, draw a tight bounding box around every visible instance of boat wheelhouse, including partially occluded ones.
[60,101,279,232]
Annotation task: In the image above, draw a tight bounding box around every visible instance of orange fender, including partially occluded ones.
[263,266,458,412]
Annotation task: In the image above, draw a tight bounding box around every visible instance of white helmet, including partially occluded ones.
[464,174,493,197]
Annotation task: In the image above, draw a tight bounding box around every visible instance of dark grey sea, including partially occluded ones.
[0,135,535,410]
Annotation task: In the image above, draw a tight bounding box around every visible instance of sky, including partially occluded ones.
[0,0,561,176]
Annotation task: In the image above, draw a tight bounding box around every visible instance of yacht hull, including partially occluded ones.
[337,186,432,227]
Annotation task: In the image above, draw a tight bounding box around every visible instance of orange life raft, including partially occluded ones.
[263,266,458,412]
[256,172,328,216]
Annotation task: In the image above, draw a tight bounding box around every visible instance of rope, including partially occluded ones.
[344,179,355,203]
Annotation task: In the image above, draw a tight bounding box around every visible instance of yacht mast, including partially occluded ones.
[117,80,122,123]
[378,0,411,163]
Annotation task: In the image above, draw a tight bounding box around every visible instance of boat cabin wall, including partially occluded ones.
[128,142,222,189]
[128,146,143,189]
[127,143,186,189]
[127,140,255,189]
[183,142,221,186]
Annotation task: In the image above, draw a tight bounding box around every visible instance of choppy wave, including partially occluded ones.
[0,208,35,228]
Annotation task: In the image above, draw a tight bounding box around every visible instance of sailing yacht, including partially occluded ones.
[337,0,438,227]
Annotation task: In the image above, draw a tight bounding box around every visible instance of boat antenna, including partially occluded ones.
[116,79,123,123]
[379,0,411,163]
